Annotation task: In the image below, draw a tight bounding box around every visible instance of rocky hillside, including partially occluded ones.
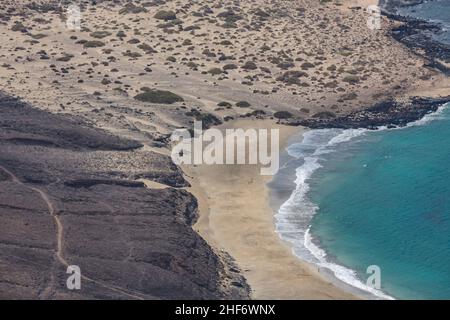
[0,93,249,299]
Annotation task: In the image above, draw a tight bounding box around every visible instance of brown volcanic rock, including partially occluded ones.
[0,94,249,299]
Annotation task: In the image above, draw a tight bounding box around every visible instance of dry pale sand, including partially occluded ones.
[184,119,357,299]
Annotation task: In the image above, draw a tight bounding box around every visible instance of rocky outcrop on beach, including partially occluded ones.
[290,96,450,129]
[0,93,249,299]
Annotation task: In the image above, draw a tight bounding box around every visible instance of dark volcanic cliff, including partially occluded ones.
[0,93,249,299]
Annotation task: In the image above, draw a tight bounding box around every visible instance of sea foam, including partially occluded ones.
[275,128,393,299]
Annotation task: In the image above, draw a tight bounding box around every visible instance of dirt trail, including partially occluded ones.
[0,165,146,300]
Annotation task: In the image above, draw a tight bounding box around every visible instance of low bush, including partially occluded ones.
[90,31,111,39]
[134,89,184,104]
[154,10,177,21]
[83,40,105,48]
[217,101,232,107]
[236,101,251,108]
[119,3,147,14]
[223,63,238,70]
[342,75,360,84]
[300,62,314,70]
[242,61,257,70]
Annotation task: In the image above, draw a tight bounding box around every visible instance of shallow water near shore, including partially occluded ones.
[274,103,450,299]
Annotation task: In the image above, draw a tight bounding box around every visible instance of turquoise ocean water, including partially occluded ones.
[275,104,450,299]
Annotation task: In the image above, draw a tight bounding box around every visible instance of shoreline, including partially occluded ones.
[184,119,358,299]
[292,101,450,300]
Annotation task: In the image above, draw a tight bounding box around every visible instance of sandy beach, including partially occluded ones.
[184,119,357,299]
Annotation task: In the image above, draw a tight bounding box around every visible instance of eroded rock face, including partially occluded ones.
[291,96,450,129]
[0,94,249,299]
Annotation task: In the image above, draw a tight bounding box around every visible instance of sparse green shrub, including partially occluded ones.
[90,31,111,39]
[253,8,270,18]
[342,75,360,84]
[277,61,295,70]
[185,109,222,128]
[236,101,251,108]
[276,70,308,84]
[119,3,147,14]
[187,62,198,69]
[134,89,184,104]
[242,61,257,70]
[223,64,238,70]
[138,43,157,53]
[56,54,74,62]
[217,11,243,23]
[341,92,358,100]
[184,25,201,31]
[338,50,353,57]
[260,66,272,74]
[11,22,26,32]
[208,68,223,75]
[116,30,126,37]
[123,51,142,58]
[221,21,238,28]
[83,40,105,48]
[324,81,338,88]
[300,62,314,70]
[154,10,177,21]
[273,111,293,119]
[30,33,47,39]
[300,108,310,113]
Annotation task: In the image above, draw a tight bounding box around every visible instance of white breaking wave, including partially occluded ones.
[275,103,449,300]
[406,102,449,127]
